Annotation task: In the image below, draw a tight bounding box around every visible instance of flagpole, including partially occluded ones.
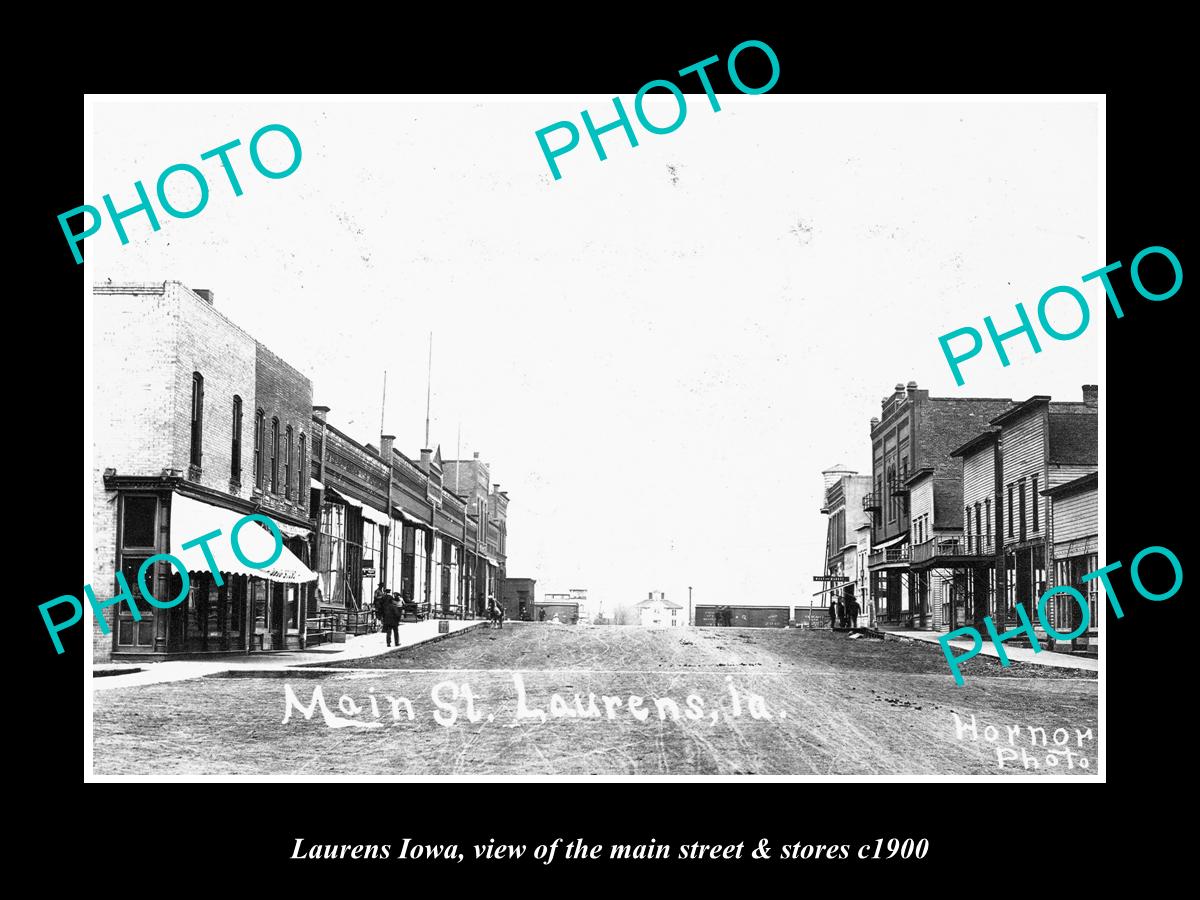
[425,332,433,448]
[379,370,387,438]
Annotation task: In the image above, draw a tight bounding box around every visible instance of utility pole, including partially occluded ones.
[688,585,693,626]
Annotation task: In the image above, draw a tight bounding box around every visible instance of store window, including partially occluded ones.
[318,502,346,607]
[361,520,382,604]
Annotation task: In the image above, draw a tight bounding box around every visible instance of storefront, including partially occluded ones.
[1003,542,1047,623]
[111,491,316,657]
[358,501,391,605]
[317,488,364,610]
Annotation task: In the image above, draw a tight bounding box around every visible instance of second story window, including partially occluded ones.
[1007,485,1015,537]
[189,372,204,468]
[1031,475,1040,532]
[298,433,306,492]
[231,396,243,481]
[985,498,992,542]
[254,410,265,488]
[284,426,293,499]
[1019,479,1027,542]
[270,418,280,493]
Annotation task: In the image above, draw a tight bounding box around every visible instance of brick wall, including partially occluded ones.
[174,285,259,499]
[254,342,313,523]
[91,282,312,660]
[921,396,1013,530]
[93,282,261,659]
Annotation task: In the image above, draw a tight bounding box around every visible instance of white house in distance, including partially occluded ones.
[636,591,683,627]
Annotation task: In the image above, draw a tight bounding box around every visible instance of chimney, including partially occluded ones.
[473,451,480,459]
[870,416,880,429]
[193,288,215,305]
[906,380,919,396]
[313,405,330,423]
[419,448,432,473]
[1082,385,1098,407]
[380,434,395,460]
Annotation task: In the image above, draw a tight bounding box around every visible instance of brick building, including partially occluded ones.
[864,381,1013,628]
[499,576,536,621]
[92,282,316,660]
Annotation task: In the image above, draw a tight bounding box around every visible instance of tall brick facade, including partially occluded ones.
[92,282,314,661]
[864,380,1014,628]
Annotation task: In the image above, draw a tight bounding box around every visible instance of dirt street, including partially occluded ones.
[93,623,1098,775]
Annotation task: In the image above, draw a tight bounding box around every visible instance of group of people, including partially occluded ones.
[828,595,860,630]
[488,602,506,629]
[373,584,404,647]
[713,606,734,627]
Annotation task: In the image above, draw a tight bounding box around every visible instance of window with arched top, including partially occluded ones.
[297,433,306,495]
[189,372,204,468]
[270,418,280,493]
[284,425,294,499]
[231,396,243,481]
[254,410,265,488]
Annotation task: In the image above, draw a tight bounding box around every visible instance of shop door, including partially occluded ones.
[886,574,901,622]
[118,557,158,649]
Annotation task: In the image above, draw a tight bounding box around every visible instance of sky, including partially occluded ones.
[88,96,1100,618]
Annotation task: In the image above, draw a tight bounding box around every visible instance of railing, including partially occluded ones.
[910,536,994,563]
[868,546,910,567]
[307,608,379,645]
[863,492,881,512]
[955,535,994,555]
[910,539,936,564]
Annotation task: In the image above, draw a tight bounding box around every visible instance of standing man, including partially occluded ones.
[373,583,389,627]
[382,594,401,647]
[847,595,859,629]
[827,599,837,630]
[834,597,845,629]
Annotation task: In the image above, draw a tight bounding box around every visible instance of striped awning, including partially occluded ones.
[170,493,316,584]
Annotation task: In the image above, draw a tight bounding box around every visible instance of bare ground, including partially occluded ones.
[93,623,1098,776]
